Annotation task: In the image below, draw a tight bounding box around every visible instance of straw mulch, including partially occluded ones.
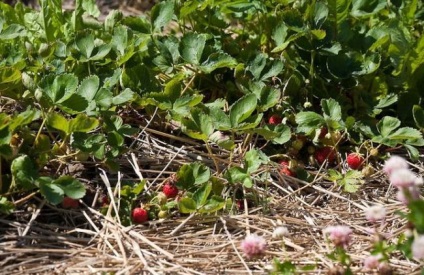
[1,119,423,274]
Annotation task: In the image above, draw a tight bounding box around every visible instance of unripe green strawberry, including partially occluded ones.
[158,210,168,219]
[307,145,316,154]
[74,151,89,161]
[156,192,168,205]
[361,165,375,177]
[292,139,304,151]
[370,148,379,157]
[331,131,342,143]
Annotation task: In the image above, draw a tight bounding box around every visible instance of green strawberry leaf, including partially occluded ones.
[295,111,325,134]
[0,197,15,215]
[199,52,237,73]
[69,114,99,133]
[151,0,174,32]
[178,197,197,214]
[76,34,95,59]
[225,166,253,188]
[198,196,226,214]
[193,182,212,207]
[112,88,134,105]
[46,113,70,135]
[180,33,207,65]
[38,177,64,205]
[177,162,211,190]
[413,105,424,130]
[376,116,400,137]
[245,149,268,173]
[54,176,86,199]
[229,94,258,127]
[11,155,38,190]
[181,109,214,141]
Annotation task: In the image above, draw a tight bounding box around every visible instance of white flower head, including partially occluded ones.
[272,226,290,239]
[364,205,386,223]
[390,168,417,189]
[412,235,424,260]
[383,156,408,176]
[323,225,353,248]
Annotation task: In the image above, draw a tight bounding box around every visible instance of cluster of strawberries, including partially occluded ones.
[268,114,367,178]
[132,180,179,224]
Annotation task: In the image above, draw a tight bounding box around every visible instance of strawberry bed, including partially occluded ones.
[1,0,424,273]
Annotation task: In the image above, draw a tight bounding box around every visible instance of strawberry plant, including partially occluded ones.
[1,0,424,272]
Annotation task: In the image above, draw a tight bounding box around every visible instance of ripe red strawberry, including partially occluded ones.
[346,153,364,170]
[62,197,79,209]
[101,196,110,206]
[236,200,244,211]
[268,114,282,125]
[318,127,328,139]
[278,160,296,177]
[314,146,336,165]
[132,207,148,223]
[163,183,179,198]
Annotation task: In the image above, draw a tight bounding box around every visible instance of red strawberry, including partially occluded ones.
[318,127,328,139]
[346,153,364,170]
[101,196,110,206]
[132,207,148,223]
[236,200,244,211]
[268,114,282,125]
[163,183,179,199]
[62,197,79,209]
[314,146,336,165]
[278,160,296,177]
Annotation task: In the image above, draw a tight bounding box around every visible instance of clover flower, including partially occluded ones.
[364,205,386,223]
[323,225,353,248]
[272,226,290,239]
[363,255,381,270]
[397,186,420,205]
[390,168,418,189]
[240,234,267,259]
[383,156,408,176]
[412,235,424,260]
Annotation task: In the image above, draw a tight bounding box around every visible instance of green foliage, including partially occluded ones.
[176,163,226,214]
[225,149,269,188]
[176,162,211,190]
[327,169,364,193]
[271,258,296,275]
